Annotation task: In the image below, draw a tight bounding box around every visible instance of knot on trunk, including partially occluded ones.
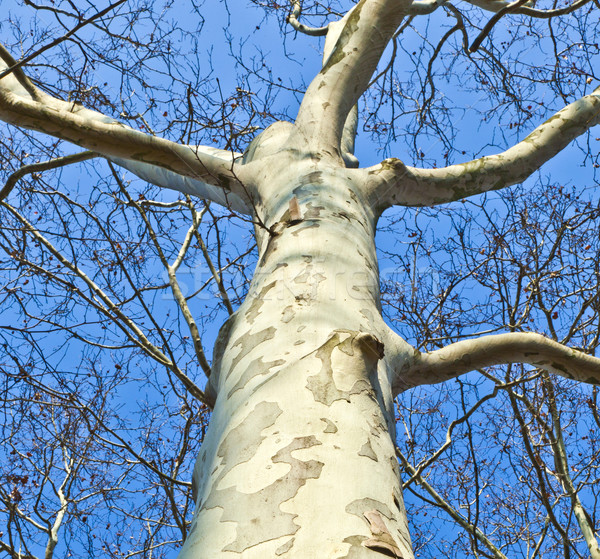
[355,332,385,360]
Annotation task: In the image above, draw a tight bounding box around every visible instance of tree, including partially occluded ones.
[1,0,600,557]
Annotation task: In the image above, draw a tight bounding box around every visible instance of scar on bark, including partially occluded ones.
[306,331,385,405]
[289,195,302,222]
[363,509,404,558]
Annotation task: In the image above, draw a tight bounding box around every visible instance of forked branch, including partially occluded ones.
[391,332,600,395]
[0,45,251,211]
[292,0,409,159]
[366,85,600,211]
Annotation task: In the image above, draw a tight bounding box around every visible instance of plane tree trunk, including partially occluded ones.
[179,127,414,558]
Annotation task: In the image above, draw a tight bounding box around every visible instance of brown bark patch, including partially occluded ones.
[275,537,295,555]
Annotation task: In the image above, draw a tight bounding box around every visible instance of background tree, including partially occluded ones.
[1,1,600,558]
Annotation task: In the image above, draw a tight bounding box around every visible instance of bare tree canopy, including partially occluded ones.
[0,0,599,558]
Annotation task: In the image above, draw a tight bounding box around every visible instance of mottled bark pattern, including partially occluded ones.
[179,123,412,558]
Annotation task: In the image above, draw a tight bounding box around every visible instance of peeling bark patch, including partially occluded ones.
[296,171,323,187]
[304,203,325,219]
[358,439,378,462]
[217,436,323,553]
[227,357,286,399]
[275,538,295,555]
[306,333,371,405]
[258,233,279,268]
[246,281,277,324]
[355,332,385,360]
[215,401,283,467]
[339,536,373,558]
[346,499,394,522]
[230,326,276,372]
[363,510,403,558]
[200,406,324,554]
[282,305,295,323]
[321,417,338,433]
[344,501,403,558]
[291,222,320,236]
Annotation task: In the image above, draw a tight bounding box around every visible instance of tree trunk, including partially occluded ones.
[178,137,414,558]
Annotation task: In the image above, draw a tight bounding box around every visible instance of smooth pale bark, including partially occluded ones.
[364,85,600,210]
[292,0,409,159]
[389,332,600,395]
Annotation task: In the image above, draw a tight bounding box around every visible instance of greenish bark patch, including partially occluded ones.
[321,417,338,433]
[230,326,277,372]
[321,0,366,74]
[197,403,325,554]
[358,439,378,462]
[245,281,277,324]
[222,435,323,553]
[227,356,287,399]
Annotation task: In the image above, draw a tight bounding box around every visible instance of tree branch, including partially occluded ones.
[391,332,600,395]
[396,447,509,559]
[109,153,251,214]
[287,1,329,36]
[0,46,252,210]
[468,0,530,52]
[291,0,408,160]
[407,0,447,15]
[0,151,98,202]
[461,0,595,18]
[366,85,600,211]
[0,0,128,82]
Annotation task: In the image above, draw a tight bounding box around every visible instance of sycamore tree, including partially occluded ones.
[1,0,600,557]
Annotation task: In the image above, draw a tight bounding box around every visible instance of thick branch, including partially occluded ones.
[322,14,360,167]
[366,86,600,210]
[0,46,251,210]
[109,153,251,214]
[392,332,600,394]
[292,0,408,159]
